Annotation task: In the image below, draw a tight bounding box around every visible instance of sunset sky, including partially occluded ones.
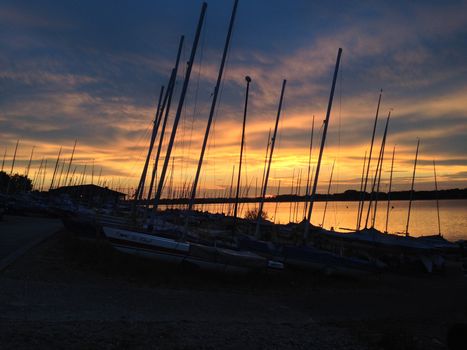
[1,0,466,197]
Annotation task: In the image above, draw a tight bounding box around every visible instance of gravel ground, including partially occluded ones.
[1,228,466,349]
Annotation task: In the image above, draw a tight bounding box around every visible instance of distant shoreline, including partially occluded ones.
[136,188,467,205]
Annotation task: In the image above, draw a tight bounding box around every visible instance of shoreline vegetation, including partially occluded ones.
[137,188,467,205]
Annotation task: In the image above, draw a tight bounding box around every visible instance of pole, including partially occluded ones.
[255,79,287,239]
[1,147,6,172]
[152,2,208,213]
[304,48,343,240]
[385,146,395,233]
[405,138,420,236]
[356,151,367,230]
[25,146,35,177]
[364,111,390,229]
[64,139,77,187]
[303,115,315,219]
[357,90,382,230]
[188,0,239,213]
[10,140,19,175]
[49,147,62,190]
[433,159,441,236]
[148,37,184,201]
[321,161,335,228]
[234,76,251,218]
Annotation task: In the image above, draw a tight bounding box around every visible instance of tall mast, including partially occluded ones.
[227,165,235,215]
[188,0,239,213]
[234,76,251,219]
[405,138,420,236]
[41,159,47,191]
[1,147,6,172]
[152,2,208,212]
[384,146,395,233]
[64,139,77,188]
[135,84,165,199]
[49,147,62,190]
[25,146,35,177]
[357,90,382,230]
[321,161,335,228]
[10,140,19,175]
[273,180,281,223]
[303,115,315,219]
[356,150,367,230]
[148,35,185,201]
[433,159,441,236]
[364,111,390,229]
[304,48,343,240]
[255,79,287,239]
[260,128,272,195]
[371,114,389,228]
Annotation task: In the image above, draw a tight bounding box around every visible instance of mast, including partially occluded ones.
[49,147,62,190]
[405,138,420,236]
[227,165,235,215]
[64,139,77,187]
[304,48,343,240]
[261,129,272,196]
[188,0,239,213]
[135,85,165,200]
[273,180,281,223]
[433,159,441,236]
[371,111,391,228]
[10,140,19,175]
[234,76,251,219]
[321,161,335,228]
[303,115,315,219]
[148,35,185,202]
[41,159,47,192]
[364,110,390,229]
[152,2,208,213]
[1,147,6,172]
[357,90,382,230]
[255,79,287,239]
[25,146,35,178]
[384,146,395,233]
[356,151,367,229]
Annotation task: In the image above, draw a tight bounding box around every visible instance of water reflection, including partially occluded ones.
[164,199,467,241]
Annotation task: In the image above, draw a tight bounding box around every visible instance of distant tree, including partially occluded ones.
[0,171,32,194]
[244,208,269,221]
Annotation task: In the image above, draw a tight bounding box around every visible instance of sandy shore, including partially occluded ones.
[1,223,466,349]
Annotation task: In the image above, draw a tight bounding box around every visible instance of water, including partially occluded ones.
[169,199,467,242]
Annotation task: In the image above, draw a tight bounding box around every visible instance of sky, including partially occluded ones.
[1,0,466,197]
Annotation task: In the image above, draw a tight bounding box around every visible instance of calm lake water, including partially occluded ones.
[172,199,467,242]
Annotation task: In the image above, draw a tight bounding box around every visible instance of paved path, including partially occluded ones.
[0,215,63,271]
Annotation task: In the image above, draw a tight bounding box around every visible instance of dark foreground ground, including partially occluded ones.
[1,222,466,349]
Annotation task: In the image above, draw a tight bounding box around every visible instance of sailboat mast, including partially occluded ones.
[49,147,62,190]
[260,128,272,196]
[188,0,239,213]
[356,151,367,229]
[1,147,6,172]
[371,118,389,228]
[321,161,335,228]
[385,146,395,233]
[152,2,207,212]
[273,180,281,223]
[303,115,315,219]
[25,146,35,178]
[64,139,77,188]
[255,79,287,239]
[405,138,420,236]
[433,159,441,236]
[304,48,343,240]
[233,76,251,219]
[357,90,382,230]
[10,140,19,175]
[364,111,390,229]
[135,85,165,199]
[148,36,184,202]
